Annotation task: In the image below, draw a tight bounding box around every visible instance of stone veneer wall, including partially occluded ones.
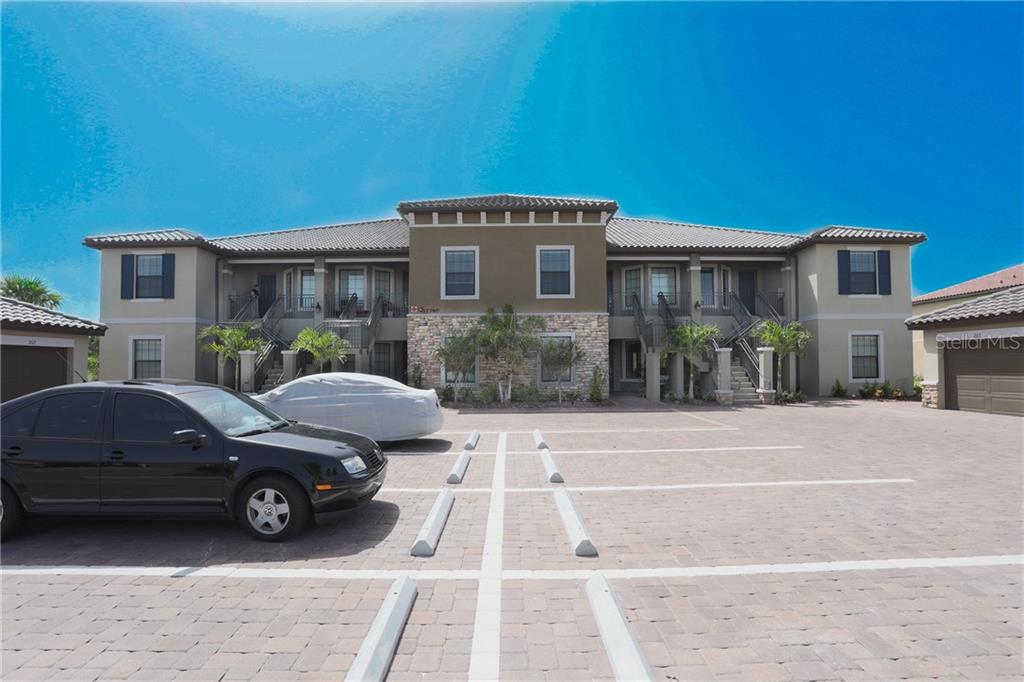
[921,381,939,409]
[407,313,609,396]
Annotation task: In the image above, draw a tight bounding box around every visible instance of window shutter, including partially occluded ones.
[837,250,851,295]
[161,254,175,299]
[877,250,891,295]
[121,255,135,299]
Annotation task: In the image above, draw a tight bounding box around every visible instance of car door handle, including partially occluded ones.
[107,450,126,461]
[2,446,22,457]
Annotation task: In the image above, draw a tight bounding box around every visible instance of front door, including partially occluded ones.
[1,391,104,512]
[100,392,225,513]
[739,271,757,313]
[258,273,277,316]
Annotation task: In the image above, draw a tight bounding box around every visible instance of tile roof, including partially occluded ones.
[804,225,927,243]
[606,217,803,250]
[1,297,106,334]
[209,219,408,253]
[397,194,619,213]
[913,264,1024,304]
[84,229,210,248]
[905,286,1024,328]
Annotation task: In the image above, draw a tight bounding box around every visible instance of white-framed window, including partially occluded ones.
[538,332,576,384]
[135,254,164,299]
[700,267,715,307]
[373,267,394,303]
[284,269,294,311]
[849,251,878,295]
[129,336,164,379]
[649,265,679,305]
[849,331,884,382]
[622,265,643,310]
[299,269,315,310]
[441,246,479,300]
[337,267,366,308]
[536,246,575,298]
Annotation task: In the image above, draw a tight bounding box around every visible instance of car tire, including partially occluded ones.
[1,483,24,540]
[237,476,310,542]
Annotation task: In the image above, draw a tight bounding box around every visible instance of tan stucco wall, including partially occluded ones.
[409,224,607,313]
[1,330,90,385]
[911,294,995,377]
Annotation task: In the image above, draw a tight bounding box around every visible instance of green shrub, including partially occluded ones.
[565,389,580,403]
[458,386,475,404]
[589,365,606,402]
[857,382,876,399]
[831,379,847,398]
[880,380,893,399]
[481,383,500,403]
[913,374,923,398]
[441,385,455,403]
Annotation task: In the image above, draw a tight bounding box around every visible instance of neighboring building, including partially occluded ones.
[906,286,1023,416]
[1,297,106,401]
[911,264,1023,376]
[84,194,925,400]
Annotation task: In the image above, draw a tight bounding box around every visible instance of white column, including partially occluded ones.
[645,349,661,402]
[714,347,733,404]
[757,346,776,404]
[239,350,257,393]
[219,266,234,322]
[281,350,298,383]
[314,256,326,325]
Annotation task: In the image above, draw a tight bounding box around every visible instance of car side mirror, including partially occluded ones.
[171,429,206,446]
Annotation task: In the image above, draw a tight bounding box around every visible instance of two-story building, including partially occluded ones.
[85,194,925,401]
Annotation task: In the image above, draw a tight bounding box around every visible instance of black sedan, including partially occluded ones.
[0,380,387,541]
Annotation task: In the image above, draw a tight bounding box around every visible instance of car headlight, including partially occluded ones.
[341,456,367,474]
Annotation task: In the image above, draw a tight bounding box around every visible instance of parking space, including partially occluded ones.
[3,401,1022,680]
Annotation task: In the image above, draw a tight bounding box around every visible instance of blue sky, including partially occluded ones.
[3,2,1022,319]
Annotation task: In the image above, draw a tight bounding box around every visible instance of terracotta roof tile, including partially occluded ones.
[607,217,802,250]
[914,264,1024,304]
[209,219,408,253]
[906,286,1024,328]
[1,297,105,334]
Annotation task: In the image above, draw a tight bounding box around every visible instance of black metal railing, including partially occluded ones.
[755,291,785,322]
[324,293,408,320]
[609,290,690,318]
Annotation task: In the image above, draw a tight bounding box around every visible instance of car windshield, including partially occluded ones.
[178,388,289,437]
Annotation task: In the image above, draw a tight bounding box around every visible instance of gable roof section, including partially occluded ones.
[905,286,1024,328]
[800,225,927,244]
[209,219,408,254]
[397,194,619,213]
[1,297,106,335]
[606,217,803,251]
[913,264,1024,305]
[84,228,215,250]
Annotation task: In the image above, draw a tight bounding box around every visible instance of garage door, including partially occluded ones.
[944,338,1024,416]
[1,345,69,402]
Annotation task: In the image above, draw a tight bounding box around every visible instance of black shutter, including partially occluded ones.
[837,250,851,295]
[877,250,891,295]
[161,254,175,299]
[121,255,135,299]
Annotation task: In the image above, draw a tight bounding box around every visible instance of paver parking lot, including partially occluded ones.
[3,400,1022,680]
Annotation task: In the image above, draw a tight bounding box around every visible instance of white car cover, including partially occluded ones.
[255,372,443,442]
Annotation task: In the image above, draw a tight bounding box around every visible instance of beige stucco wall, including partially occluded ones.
[409,224,607,313]
[1,330,90,385]
[98,246,218,382]
[911,294,993,377]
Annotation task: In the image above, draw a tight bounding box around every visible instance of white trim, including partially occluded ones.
[226,258,314,264]
[102,317,215,324]
[298,267,316,311]
[1,335,75,348]
[936,326,1024,341]
[687,265,702,271]
[440,246,480,300]
[720,265,732,294]
[129,249,166,256]
[847,294,881,299]
[128,335,165,379]
[700,255,786,262]
[849,330,885,383]
[607,255,690,262]
[126,298,166,303]
[536,245,576,299]
[324,257,410,263]
[800,313,909,321]
[411,222,604,228]
[537,331,577,385]
[847,249,881,295]
[621,264,643,310]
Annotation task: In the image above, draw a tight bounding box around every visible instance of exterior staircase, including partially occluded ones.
[730,358,759,404]
[260,358,286,391]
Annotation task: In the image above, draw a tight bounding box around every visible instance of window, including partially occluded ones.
[135,255,163,298]
[650,266,678,305]
[622,267,642,309]
[338,269,365,307]
[851,334,880,380]
[537,247,574,297]
[34,392,102,440]
[700,268,715,307]
[2,401,42,437]
[623,341,643,380]
[284,270,294,310]
[113,394,190,442]
[442,247,478,298]
[374,269,393,302]
[539,335,574,384]
[850,252,877,295]
[177,388,287,437]
[373,343,391,377]
[132,338,163,379]
[300,269,315,309]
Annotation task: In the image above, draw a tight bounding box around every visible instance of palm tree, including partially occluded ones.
[539,338,586,403]
[435,333,478,406]
[666,322,720,400]
[1,275,63,309]
[198,323,262,390]
[752,320,812,392]
[475,304,546,404]
[290,327,351,374]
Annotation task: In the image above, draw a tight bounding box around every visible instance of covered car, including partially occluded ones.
[255,373,443,442]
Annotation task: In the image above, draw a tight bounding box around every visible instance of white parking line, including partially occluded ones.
[505,478,915,493]
[0,565,481,580]
[670,411,734,428]
[468,431,506,682]
[507,445,803,455]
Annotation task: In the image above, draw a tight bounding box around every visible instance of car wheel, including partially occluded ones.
[1,483,24,540]
[237,476,310,542]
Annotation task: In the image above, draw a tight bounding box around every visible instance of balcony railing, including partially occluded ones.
[324,293,408,319]
[608,290,691,318]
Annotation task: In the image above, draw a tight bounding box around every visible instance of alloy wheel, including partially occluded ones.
[246,487,290,535]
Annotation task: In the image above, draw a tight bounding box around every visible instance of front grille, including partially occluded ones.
[362,447,384,469]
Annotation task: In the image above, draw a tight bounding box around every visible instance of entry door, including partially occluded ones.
[373,269,393,304]
[739,271,757,312]
[101,392,226,512]
[258,273,277,316]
